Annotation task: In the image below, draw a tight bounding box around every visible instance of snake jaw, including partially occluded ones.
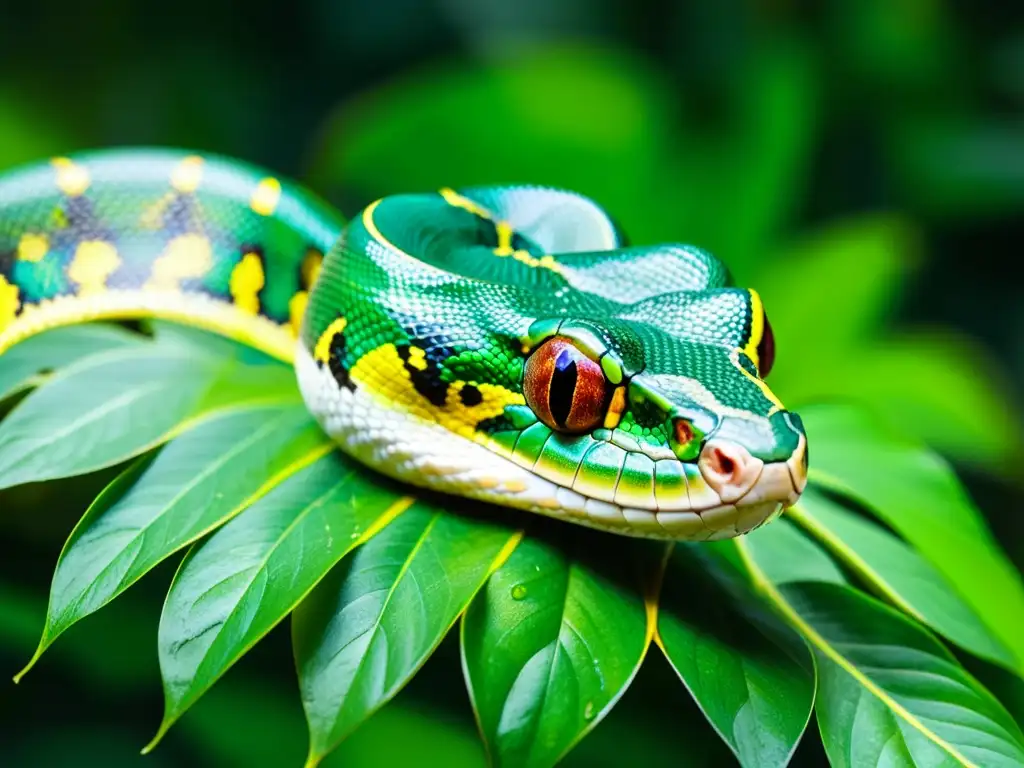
[295,343,806,542]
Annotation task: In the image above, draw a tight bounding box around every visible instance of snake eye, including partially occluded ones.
[757,312,775,377]
[523,337,610,433]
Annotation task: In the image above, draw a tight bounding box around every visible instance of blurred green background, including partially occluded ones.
[1,1,1023,765]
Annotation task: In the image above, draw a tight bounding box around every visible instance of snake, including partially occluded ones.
[0,149,807,541]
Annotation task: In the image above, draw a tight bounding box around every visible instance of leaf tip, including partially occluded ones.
[12,644,46,683]
[141,720,172,755]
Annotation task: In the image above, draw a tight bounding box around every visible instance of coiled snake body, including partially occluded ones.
[0,149,807,540]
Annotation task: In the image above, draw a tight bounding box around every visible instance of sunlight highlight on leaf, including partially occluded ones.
[146,452,413,750]
[0,341,302,492]
[293,506,520,766]
[0,323,142,403]
[803,405,1024,674]
[737,542,1024,768]
[15,404,330,681]
[790,488,1019,673]
[656,544,813,768]
[460,529,655,768]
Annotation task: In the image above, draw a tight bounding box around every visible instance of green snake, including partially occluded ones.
[0,149,807,541]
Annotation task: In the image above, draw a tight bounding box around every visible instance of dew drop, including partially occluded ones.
[510,584,528,600]
[584,701,595,720]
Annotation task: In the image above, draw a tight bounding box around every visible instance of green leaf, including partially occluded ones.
[656,545,813,768]
[755,214,918,399]
[0,323,142,403]
[16,404,330,679]
[758,216,1021,467]
[769,578,1024,768]
[739,516,846,586]
[146,452,413,749]
[822,333,1022,468]
[293,506,520,766]
[0,90,78,172]
[673,39,816,280]
[310,44,670,240]
[310,41,813,263]
[790,488,1019,674]
[147,320,286,366]
[0,342,300,491]
[889,117,1024,219]
[460,529,654,768]
[804,405,1024,673]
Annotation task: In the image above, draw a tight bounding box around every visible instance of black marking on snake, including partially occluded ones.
[474,217,499,249]
[477,413,516,433]
[736,353,758,377]
[299,246,324,289]
[327,331,356,391]
[459,385,483,407]
[397,342,450,406]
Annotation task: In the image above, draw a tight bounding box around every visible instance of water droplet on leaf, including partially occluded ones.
[511,584,527,600]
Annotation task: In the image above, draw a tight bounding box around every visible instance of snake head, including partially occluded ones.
[504,289,808,539]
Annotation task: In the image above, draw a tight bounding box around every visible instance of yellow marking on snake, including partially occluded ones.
[301,249,323,288]
[288,292,308,336]
[604,386,627,429]
[439,187,494,219]
[170,155,204,193]
[229,252,265,314]
[730,349,783,413]
[494,221,515,256]
[511,250,562,274]
[0,275,19,329]
[145,234,213,290]
[438,188,562,273]
[140,193,173,229]
[250,177,281,216]
[17,234,49,263]
[314,317,348,364]
[350,344,525,439]
[68,241,120,295]
[405,346,428,371]
[50,207,69,229]
[52,157,90,196]
[743,289,764,371]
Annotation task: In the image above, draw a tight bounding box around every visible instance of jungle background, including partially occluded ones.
[1,0,1023,765]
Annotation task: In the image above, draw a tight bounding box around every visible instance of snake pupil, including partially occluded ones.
[549,351,578,427]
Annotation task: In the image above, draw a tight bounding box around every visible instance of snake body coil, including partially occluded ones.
[0,149,807,540]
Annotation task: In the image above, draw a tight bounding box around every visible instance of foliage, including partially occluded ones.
[3,1,1024,764]
[2,320,1023,767]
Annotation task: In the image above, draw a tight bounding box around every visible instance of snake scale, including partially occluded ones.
[0,149,807,541]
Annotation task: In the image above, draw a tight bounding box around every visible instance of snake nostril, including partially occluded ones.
[698,440,761,503]
[716,451,735,477]
[702,443,742,483]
